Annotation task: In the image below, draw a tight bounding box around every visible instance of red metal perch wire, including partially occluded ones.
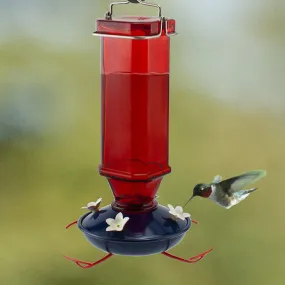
[161,247,213,263]
[63,253,113,268]
[66,220,78,229]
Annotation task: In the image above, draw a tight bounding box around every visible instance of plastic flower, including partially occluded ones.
[167,204,191,221]
[81,198,102,212]
[106,213,130,232]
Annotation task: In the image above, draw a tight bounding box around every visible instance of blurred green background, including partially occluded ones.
[1,1,285,285]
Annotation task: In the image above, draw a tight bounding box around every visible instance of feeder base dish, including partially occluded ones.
[78,204,191,256]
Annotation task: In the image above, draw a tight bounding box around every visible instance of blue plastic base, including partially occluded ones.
[78,204,191,256]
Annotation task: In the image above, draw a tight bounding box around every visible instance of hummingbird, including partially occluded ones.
[184,170,266,209]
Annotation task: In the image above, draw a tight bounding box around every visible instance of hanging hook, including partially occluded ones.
[106,0,161,20]
[128,0,145,3]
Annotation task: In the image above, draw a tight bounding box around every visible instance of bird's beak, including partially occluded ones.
[183,195,194,208]
[188,195,195,203]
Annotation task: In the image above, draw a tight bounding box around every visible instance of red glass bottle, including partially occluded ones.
[98,16,176,212]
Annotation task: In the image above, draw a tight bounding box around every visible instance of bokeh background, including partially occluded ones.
[1,0,285,284]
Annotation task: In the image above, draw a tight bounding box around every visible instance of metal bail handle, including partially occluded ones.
[93,0,177,39]
[128,0,146,4]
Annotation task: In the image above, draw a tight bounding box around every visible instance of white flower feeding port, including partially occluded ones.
[168,205,191,221]
[81,198,102,213]
[106,213,130,232]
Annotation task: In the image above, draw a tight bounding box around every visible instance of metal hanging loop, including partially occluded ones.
[128,0,145,3]
[106,0,161,20]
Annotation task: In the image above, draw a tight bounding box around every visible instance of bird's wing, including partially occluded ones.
[217,170,266,195]
[213,175,222,183]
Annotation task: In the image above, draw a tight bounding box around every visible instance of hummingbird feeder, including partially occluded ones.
[64,0,213,269]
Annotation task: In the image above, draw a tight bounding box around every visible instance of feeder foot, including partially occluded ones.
[63,253,113,269]
[66,220,77,229]
[161,247,213,263]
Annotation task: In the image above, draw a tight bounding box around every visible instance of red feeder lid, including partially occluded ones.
[93,0,176,40]
[95,16,176,38]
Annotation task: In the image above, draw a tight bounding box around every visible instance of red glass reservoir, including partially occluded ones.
[98,16,176,212]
